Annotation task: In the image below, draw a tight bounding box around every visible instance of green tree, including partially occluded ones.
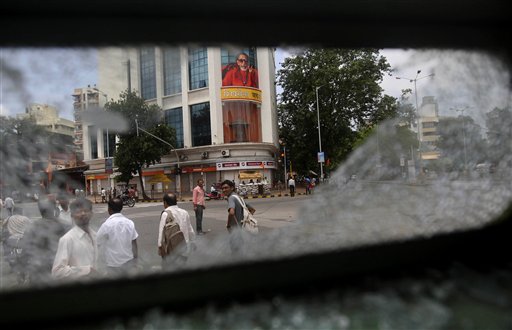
[106,90,176,200]
[437,115,486,172]
[485,106,512,169]
[353,122,418,179]
[277,49,396,176]
[0,116,73,193]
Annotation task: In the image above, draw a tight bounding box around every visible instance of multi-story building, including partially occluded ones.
[83,46,279,195]
[19,103,75,137]
[72,86,111,160]
[418,96,441,161]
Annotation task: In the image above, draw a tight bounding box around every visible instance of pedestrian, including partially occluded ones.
[57,193,72,225]
[157,192,195,270]
[20,197,72,283]
[2,206,31,283]
[96,198,139,276]
[101,187,106,203]
[221,180,256,232]
[192,178,207,235]
[288,176,296,197]
[4,196,15,216]
[304,177,311,195]
[221,180,256,253]
[52,198,98,280]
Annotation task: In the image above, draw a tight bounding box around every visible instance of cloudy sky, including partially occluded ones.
[1,47,510,127]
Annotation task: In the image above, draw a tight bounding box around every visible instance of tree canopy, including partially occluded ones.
[277,48,397,177]
[0,116,72,191]
[107,90,176,200]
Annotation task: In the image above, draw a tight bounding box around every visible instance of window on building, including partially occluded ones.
[190,102,211,146]
[140,47,156,100]
[188,47,208,90]
[89,125,98,159]
[164,107,184,148]
[163,47,181,96]
[103,130,116,158]
[422,122,438,128]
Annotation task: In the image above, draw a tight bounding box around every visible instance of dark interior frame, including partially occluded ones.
[1,0,511,327]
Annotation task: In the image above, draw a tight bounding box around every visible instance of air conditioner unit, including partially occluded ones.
[221,149,230,157]
[201,151,209,159]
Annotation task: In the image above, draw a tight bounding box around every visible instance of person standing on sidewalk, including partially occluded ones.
[96,198,138,275]
[288,176,296,197]
[192,179,207,235]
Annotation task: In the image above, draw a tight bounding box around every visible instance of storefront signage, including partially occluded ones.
[181,166,217,174]
[216,161,276,171]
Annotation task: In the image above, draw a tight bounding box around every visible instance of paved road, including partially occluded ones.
[0,194,307,288]
[89,195,304,267]
[3,178,510,289]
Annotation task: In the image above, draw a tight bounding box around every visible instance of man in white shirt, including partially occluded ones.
[288,177,296,197]
[96,198,138,275]
[158,192,195,269]
[52,198,97,280]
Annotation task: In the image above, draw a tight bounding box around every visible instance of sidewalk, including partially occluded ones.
[86,186,311,204]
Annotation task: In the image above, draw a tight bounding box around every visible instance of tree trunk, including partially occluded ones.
[138,167,150,200]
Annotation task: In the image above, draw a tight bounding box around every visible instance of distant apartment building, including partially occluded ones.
[72,86,112,160]
[418,96,441,160]
[83,46,279,195]
[19,103,75,137]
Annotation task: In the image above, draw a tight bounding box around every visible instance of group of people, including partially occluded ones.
[2,177,257,283]
[1,194,139,284]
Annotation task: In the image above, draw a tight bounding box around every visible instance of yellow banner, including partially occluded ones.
[221,87,262,103]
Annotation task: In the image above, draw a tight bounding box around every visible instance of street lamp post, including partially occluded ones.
[315,85,324,181]
[395,70,434,178]
[135,119,182,200]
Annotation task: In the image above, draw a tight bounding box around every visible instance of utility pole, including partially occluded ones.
[315,85,324,181]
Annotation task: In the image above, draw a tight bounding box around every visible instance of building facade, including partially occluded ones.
[418,96,441,161]
[83,46,279,195]
[19,103,75,138]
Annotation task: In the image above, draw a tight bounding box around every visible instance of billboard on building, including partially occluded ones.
[220,47,262,144]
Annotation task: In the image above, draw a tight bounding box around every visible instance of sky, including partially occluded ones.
[1,47,510,127]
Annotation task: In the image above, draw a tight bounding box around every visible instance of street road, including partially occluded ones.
[88,195,303,267]
[0,194,306,285]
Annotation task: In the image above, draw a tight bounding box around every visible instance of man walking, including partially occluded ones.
[192,178,207,235]
[288,176,296,197]
[96,198,138,275]
[158,192,195,270]
[52,198,98,280]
